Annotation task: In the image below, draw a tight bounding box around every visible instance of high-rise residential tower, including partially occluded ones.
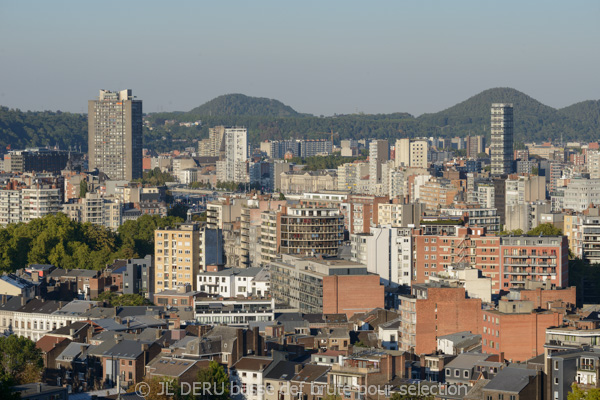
[216,126,249,183]
[88,89,143,181]
[368,139,389,194]
[490,103,514,175]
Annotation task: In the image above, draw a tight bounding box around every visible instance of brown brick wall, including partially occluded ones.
[413,287,482,355]
[322,275,384,317]
[520,287,576,308]
[482,310,563,362]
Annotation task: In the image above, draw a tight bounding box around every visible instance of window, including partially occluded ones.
[463,370,469,378]
[454,369,459,377]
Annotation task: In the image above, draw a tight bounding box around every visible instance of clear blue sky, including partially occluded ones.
[0,0,598,116]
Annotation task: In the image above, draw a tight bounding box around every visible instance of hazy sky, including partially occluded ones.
[1,0,598,116]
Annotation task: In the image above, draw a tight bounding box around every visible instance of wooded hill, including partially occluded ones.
[1,88,599,153]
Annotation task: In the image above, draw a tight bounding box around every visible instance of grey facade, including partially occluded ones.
[123,255,153,298]
[88,89,143,181]
[490,103,514,176]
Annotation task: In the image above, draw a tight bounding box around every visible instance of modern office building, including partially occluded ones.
[490,103,514,176]
[88,89,143,181]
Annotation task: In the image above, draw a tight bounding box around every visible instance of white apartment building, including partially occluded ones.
[368,140,389,194]
[196,267,270,298]
[395,138,429,168]
[351,226,413,286]
[337,162,369,192]
[62,192,123,231]
[0,186,62,226]
[563,179,600,212]
[216,127,249,183]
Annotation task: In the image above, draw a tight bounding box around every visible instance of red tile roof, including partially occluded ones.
[36,336,68,353]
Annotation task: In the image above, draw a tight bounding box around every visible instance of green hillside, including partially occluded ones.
[417,87,583,141]
[0,106,87,151]
[187,93,303,117]
[1,89,599,153]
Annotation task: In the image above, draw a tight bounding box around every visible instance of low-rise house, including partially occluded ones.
[230,354,282,400]
[437,331,482,355]
[0,273,37,299]
[145,356,209,385]
[378,318,401,350]
[481,365,542,400]
[548,348,600,400]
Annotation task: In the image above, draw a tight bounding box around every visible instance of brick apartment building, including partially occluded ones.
[340,195,389,234]
[412,226,502,292]
[482,299,563,362]
[270,254,384,317]
[398,283,482,355]
[412,226,568,293]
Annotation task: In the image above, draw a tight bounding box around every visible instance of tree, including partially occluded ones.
[527,223,562,236]
[278,193,286,200]
[568,383,600,400]
[79,180,88,198]
[0,335,44,385]
[94,292,151,307]
[497,228,524,236]
[168,203,189,220]
[195,360,229,400]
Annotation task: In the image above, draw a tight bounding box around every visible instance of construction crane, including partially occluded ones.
[321,129,339,145]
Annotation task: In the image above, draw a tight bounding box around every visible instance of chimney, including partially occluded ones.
[70,328,75,337]
[295,364,302,374]
[80,344,87,356]
[37,383,42,393]
[21,296,25,306]
[1,294,6,305]
[156,329,162,340]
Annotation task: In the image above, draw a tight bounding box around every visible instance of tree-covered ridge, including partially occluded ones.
[188,93,304,117]
[1,88,600,153]
[0,106,87,151]
[0,213,184,274]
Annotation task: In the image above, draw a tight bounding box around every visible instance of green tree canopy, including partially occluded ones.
[0,335,44,386]
[527,223,563,236]
[195,360,230,400]
[94,292,152,307]
[568,383,600,400]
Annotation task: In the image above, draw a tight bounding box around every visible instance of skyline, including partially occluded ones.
[1,0,599,116]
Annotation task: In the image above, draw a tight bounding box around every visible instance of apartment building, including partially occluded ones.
[482,299,563,362]
[398,283,482,355]
[154,223,201,292]
[279,207,344,257]
[351,226,413,286]
[88,89,143,181]
[270,254,384,316]
[412,226,568,293]
[395,138,429,168]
